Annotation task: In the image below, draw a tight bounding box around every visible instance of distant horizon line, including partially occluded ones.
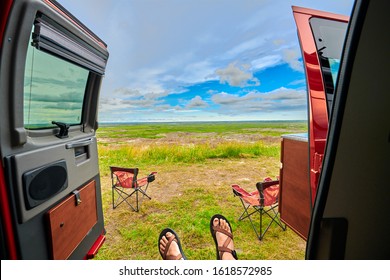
[98,119,307,125]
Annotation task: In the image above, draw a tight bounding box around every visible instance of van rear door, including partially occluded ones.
[0,0,108,259]
[307,0,390,259]
[280,6,348,240]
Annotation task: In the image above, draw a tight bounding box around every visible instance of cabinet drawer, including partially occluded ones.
[47,181,97,259]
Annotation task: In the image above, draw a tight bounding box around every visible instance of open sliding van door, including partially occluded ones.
[307,0,390,259]
[0,0,108,259]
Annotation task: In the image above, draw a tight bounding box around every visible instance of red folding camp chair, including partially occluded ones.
[110,166,157,212]
[232,177,286,240]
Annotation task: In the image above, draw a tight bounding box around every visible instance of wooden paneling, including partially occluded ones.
[279,134,311,240]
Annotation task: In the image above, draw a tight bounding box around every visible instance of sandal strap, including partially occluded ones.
[212,225,235,259]
[212,226,233,239]
[163,235,183,260]
[218,246,238,260]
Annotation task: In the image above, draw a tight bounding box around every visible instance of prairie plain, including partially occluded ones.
[95,121,307,260]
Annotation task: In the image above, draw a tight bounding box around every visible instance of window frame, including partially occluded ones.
[23,40,91,130]
[32,14,107,75]
[1,4,108,147]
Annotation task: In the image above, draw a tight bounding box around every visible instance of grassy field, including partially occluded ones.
[95,121,307,260]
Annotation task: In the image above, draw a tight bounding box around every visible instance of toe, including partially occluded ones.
[213,217,220,228]
[221,219,230,233]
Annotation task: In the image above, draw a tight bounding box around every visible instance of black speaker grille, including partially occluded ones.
[23,160,68,209]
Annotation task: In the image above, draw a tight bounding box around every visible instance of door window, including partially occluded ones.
[23,41,89,129]
[310,17,348,114]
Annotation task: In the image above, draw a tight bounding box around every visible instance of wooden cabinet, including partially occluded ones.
[47,181,98,259]
[279,134,311,240]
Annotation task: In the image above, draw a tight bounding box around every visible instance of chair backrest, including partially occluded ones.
[232,184,261,206]
[110,166,139,188]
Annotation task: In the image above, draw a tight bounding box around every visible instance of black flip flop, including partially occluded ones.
[158,228,187,260]
[210,214,238,260]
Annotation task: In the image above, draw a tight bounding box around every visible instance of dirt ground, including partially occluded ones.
[97,131,282,146]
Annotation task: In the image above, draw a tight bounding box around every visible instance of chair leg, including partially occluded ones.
[135,189,139,212]
[235,198,262,239]
[248,207,261,240]
[236,201,286,240]
[258,205,286,240]
[259,208,275,240]
[260,208,263,240]
[134,183,152,211]
[264,205,286,231]
[237,198,258,221]
[112,187,115,209]
[112,187,138,211]
[138,188,152,200]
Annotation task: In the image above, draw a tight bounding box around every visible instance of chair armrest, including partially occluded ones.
[256,180,279,206]
[135,172,157,186]
[256,180,279,192]
[147,172,157,182]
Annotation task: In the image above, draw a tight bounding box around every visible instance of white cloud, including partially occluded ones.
[186,96,208,108]
[215,62,260,87]
[113,87,174,100]
[282,48,304,72]
[262,87,306,100]
[224,36,266,59]
[251,55,283,71]
[210,87,307,115]
[211,92,241,105]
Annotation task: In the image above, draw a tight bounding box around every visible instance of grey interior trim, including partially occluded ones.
[32,15,108,74]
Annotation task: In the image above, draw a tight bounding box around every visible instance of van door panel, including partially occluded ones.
[0,0,108,259]
[307,0,390,259]
[7,137,99,223]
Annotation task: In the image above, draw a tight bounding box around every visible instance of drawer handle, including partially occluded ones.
[72,190,82,206]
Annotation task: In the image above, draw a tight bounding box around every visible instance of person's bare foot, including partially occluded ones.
[211,215,238,260]
[159,229,185,260]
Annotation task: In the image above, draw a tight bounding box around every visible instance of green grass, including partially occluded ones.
[98,141,280,170]
[97,120,307,139]
[95,121,307,260]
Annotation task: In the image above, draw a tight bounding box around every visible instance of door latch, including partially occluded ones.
[52,121,69,139]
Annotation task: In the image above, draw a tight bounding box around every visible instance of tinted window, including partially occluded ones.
[23,38,89,129]
[310,17,348,114]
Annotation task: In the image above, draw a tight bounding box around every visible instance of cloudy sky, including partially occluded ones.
[57,0,354,123]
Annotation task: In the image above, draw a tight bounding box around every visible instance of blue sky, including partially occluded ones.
[57,0,354,123]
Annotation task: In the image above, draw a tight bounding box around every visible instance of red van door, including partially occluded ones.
[307,0,390,259]
[279,6,349,240]
[0,0,108,259]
